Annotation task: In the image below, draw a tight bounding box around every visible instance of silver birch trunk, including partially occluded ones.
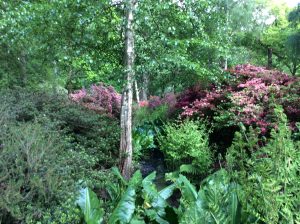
[119,0,135,179]
[141,73,148,101]
[134,79,140,105]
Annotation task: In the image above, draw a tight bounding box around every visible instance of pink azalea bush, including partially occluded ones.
[179,64,300,134]
[69,83,121,117]
[139,93,177,112]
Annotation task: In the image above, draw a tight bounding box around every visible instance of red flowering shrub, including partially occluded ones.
[179,64,300,134]
[69,83,121,117]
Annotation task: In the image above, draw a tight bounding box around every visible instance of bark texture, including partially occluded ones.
[119,0,135,179]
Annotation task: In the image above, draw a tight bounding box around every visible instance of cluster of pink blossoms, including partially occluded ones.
[179,64,299,134]
[69,83,121,117]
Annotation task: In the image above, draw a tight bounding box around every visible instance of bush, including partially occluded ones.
[0,122,75,223]
[54,105,120,168]
[0,89,121,223]
[179,64,300,135]
[226,106,300,223]
[134,93,178,126]
[158,120,213,174]
[0,88,120,168]
[69,83,121,117]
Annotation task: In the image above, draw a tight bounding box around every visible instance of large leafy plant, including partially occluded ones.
[172,170,246,224]
[77,168,245,224]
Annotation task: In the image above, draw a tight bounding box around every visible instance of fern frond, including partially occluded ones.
[179,164,202,175]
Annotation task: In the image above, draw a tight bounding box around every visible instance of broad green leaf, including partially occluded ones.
[108,171,142,224]
[76,187,104,224]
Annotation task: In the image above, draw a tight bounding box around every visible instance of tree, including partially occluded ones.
[258,1,300,75]
[119,0,136,179]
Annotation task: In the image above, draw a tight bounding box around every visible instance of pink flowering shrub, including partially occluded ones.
[148,96,162,109]
[139,100,149,107]
[69,83,121,117]
[134,93,178,124]
[179,64,300,134]
[140,93,177,112]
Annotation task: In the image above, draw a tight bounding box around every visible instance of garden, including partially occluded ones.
[0,0,300,223]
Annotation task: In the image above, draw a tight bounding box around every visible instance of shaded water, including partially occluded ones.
[139,148,180,208]
[139,149,167,190]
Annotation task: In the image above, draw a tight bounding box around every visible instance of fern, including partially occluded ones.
[226,106,300,223]
[179,164,203,176]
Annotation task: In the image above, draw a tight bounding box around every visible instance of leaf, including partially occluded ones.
[229,184,241,224]
[108,171,142,224]
[76,187,104,224]
[159,183,176,200]
[176,175,198,202]
[112,166,128,186]
[179,200,208,224]
[180,164,201,175]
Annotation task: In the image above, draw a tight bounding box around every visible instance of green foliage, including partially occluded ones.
[134,104,169,125]
[132,125,157,162]
[0,122,74,223]
[78,168,245,224]
[227,106,300,223]
[39,198,82,224]
[76,187,104,224]
[158,120,213,174]
[77,169,177,224]
[174,170,244,224]
[108,171,143,224]
[0,89,120,223]
[55,104,120,169]
[141,172,176,224]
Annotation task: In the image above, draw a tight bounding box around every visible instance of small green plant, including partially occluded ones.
[132,125,157,162]
[158,120,213,175]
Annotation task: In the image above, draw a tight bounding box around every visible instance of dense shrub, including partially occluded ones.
[69,83,121,117]
[178,64,300,136]
[0,122,75,223]
[0,89,120,223]
[54,105,120,168]
[0,88,120,168]
[157,120,213,174]
[226,106,300,223]
[133,93,178,140]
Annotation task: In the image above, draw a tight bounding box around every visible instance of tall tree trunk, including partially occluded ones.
[224,0,229,71]
[119,0,135,179]
[141,73,148,101]
[224,57,228,70]
[267,47,273,69]
[20,51,27,86]
[134,79,140,105]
